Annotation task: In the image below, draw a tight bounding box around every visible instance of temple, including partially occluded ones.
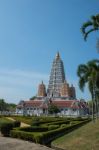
[37,52,76,99]
[16,52,88,117]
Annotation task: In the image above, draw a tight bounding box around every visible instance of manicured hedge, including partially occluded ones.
[11,130,37,142]
[13,121,21,128]
[45,120,70,126]
[38,119,91,144]
[0,120,21,136]
[0,118,13,130]
[10,119,91,144]
[31,118,40,126]
[11,116,66,125]
[18,126,48,132]
[48,125,59,130]
[1,122,13,136]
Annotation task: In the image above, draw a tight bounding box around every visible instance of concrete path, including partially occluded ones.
[0,136,53,150]
[0,117,53,150]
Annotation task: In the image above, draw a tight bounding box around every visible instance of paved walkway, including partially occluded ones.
[0,117,53,150]
[0,136,53,150]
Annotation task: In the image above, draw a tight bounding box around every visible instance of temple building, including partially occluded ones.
[47,52,66,98]
[16,52,88,117]
[37,52,76,99]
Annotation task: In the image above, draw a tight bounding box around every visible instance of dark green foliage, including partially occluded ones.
[0,117,13,130]
[31,118,40,126]
[19,126,48,132]
[48,125,59,130]
[11,116,65,125]
[10,130,37,142]
[46,120,70,126]
[11,116,33,125]
[81,14,99,41]
[1,122,13,136]
[10,119,90,144]
[48,104,60,114]
[77,59,99,121]
[0,99,16,112]
[13,121,21,128]
[0,99,7,111]
[30,96,36,100]
[60,124,67,128]
[0,120,20,136]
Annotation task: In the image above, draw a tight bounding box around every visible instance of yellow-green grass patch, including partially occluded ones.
[52,120,99,150]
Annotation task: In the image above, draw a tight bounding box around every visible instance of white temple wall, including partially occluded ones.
[16,106,87,117]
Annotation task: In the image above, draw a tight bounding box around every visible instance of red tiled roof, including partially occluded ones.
[17,99,88,109]
[24,100,43,107]
[51,100,80,109]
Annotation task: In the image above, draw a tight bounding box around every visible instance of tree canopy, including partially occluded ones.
[77,59,99,121]
[81,14,99,41]
[48,104,60,114]
[0,99,16,112]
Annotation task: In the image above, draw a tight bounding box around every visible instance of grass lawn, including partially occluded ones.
[52,120,99,150]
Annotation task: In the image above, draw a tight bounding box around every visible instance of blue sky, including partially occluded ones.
[0,0,98,103]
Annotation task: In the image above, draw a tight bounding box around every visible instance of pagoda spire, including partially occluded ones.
[55,51,60,60]
[48,52,65,97]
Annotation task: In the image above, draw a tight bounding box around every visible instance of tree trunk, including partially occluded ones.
[92,94,95,122]
[96,94,99,119]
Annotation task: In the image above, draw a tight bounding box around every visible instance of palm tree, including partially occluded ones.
[77,59,99,121]
[81,14,99,41]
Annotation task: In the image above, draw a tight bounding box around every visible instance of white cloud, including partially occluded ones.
[0,68,91,103]
[0,69,49,103]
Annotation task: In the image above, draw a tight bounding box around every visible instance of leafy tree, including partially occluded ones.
[7,103,16,111]
[48,104,60,114]
[30,96,36,100]
[81,14,99,41]
[0,99,7,111]
[0,99,16,112]
[77,59,99,121]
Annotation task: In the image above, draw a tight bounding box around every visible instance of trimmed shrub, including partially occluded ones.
[10,130,43,143]
[48,125,59,130]
[10,119,90,144]
[60,124,67,128]
[11,130,36,142]
[13,121,21,128]
[1,122,13,136]
[39,119,91,144]
[31,118,40,126]
[19,126,48,132]
[46,120,70,126]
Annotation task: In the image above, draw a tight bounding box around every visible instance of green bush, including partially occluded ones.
[46,120,70,126]
[19,126,48,132]
[31,118,40,126]
[72,117,85,121]
[60,124,67,128]
[10,130,36,142]
[0,117,13,130]
[39,119,91,144]
[10,119,90,144]
[1,122,13,136]
[13,121,21,128]
[48,125,59,130]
